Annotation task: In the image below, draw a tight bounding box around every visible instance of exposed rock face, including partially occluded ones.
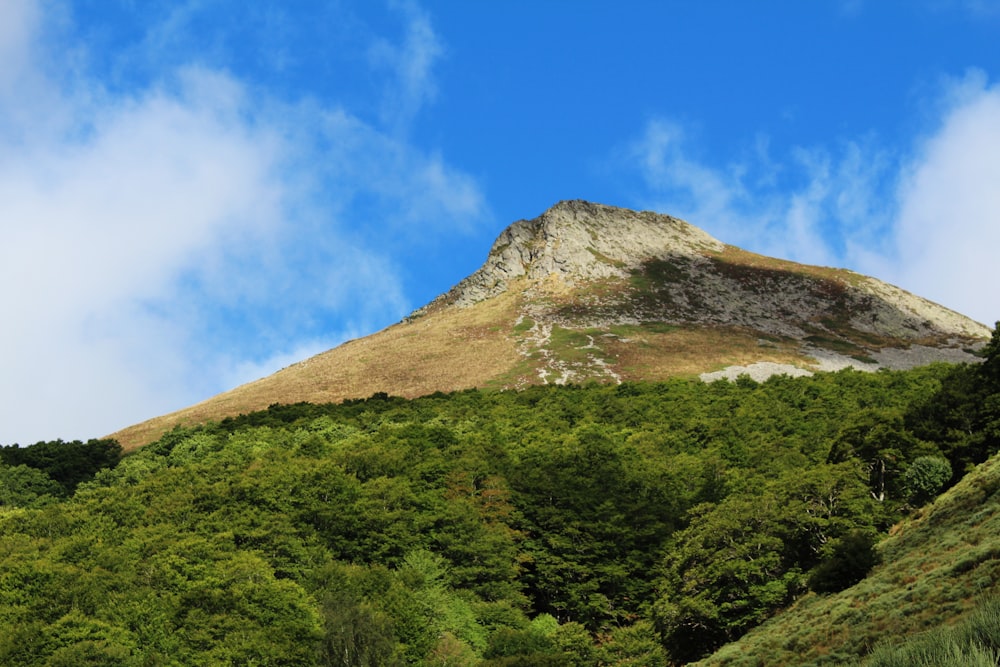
[442,200,724,306]
[850,278,986,339]
[421,199,989,383]
[433,199,987,337]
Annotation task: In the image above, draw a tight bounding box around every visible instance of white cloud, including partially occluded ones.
[627,76,999,327]
[0,68,288,443]
[3,69,281,303]
[217,340,332,394]
[370,0,444,133]
[626,120,891,268]
[0,0,36,85]
[0,0,485,445]
[888,74,1000,325]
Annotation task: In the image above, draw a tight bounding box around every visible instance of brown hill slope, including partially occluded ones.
[111,200,990,450]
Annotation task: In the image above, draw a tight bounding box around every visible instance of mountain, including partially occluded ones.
[110,200,989,449]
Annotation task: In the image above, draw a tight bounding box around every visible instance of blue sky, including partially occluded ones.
[2,0,999,444]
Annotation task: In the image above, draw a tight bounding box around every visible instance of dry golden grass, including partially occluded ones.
[111,281,810,451]
[109,247,985,451]
[111,292,524,450]
[713,245,862,284]
[606,326,811,379]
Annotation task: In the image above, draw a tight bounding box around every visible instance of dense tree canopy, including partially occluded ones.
[1,337,998,664]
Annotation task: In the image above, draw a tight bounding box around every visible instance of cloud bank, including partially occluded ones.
[0,1,485,444]
[891,73,1000,325]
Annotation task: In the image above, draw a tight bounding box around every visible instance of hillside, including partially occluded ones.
[2,352,998,665]
[697,451,1000,666]
[110,201,989,449]
[4,201,995,665]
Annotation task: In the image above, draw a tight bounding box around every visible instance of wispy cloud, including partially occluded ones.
[0,0,37,86]
[625,120,894,269]
[0,1,484,444]
[928,0,1000,18]
[842,0,1000,18]
[624,73,999,326]
[370,0,444,133]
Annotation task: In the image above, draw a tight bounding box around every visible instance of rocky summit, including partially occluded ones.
[434,200,725,306]
[419,200,987,384]
[111,200,990,449]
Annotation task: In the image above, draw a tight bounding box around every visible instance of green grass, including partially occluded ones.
[628,258,689,297]
[513,317,535,335]
[852,598,1000,666]
[547,326,612,365]
[610,322,678,336]
[695,452,1000,667]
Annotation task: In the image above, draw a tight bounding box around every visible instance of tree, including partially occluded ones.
[652,493,802,662]
[317,592,400,667]
[980,321,1000,389]
[902,456,952,506]
[482,614,572,666]
[595,621,668,666]
[778,462,879,568]
[0,463,63,507]
[828,410,917,502]
[0,439,121,494]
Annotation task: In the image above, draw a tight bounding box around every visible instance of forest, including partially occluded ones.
[0,325,998,665]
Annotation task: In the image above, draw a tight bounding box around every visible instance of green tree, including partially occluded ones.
[511,424,680,629]
[0,463,63,507]
[980,321,1000,389]
[482,614,571,666]
[595,621,668,667]
[0,439,121,494]
[385,550,487,662]
[807,529,880,593]
[317,591,400,667]
[652,493,802,662]
[902,456,952,506]
[828,410,917,502]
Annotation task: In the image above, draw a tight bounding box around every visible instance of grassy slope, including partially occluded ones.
[695,452,1000,667]
[108,271,819,451]
[110,291,525,450]
[108,247,986,452]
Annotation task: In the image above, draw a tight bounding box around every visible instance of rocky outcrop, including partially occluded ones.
[425,199,988,340]
[438,200,723,307]
[417,200,989,384]
[851,277,988,339]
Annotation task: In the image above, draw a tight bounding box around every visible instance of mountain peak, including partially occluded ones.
[111,201,990,450]
[438,200,724,307]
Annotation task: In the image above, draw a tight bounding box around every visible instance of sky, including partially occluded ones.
[2,0,999,445]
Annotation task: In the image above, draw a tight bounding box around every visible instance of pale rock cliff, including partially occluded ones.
[442,200,724,306]
[419,200,989,382]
